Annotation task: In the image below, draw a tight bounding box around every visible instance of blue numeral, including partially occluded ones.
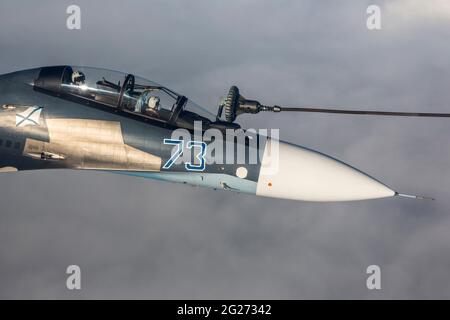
[185,141,206,171]
[163,139,207,171]
[162,139,184,169]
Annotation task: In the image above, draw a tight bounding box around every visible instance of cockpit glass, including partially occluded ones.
[52,66,219,126]
[183,100,216,122]
[61,67,123,106]
[120,75,180,121]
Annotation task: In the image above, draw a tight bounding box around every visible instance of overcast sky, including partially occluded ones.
[1,0,450,299]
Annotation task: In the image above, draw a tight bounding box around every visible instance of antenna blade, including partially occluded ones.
[278,106,450,117]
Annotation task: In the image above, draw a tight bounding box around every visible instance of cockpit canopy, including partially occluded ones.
[33,66,237,130]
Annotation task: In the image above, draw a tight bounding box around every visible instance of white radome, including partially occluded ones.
[256,139,395,202]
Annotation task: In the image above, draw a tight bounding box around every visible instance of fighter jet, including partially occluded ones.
[0,66,444,202]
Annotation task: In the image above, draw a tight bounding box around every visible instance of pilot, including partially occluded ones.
[134,90,161,116]
[71,70,86,85]
[145,96,160,116]
[134,90,149,113]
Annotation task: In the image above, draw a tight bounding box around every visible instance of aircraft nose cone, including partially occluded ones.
[256,140,395,202]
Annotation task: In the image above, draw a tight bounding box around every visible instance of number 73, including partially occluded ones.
[162,139,207,171]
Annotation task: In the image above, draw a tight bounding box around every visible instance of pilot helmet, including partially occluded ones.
[71,71,86,85]
[147,96,160,111]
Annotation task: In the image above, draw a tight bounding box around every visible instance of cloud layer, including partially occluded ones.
[1,0,450,298]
